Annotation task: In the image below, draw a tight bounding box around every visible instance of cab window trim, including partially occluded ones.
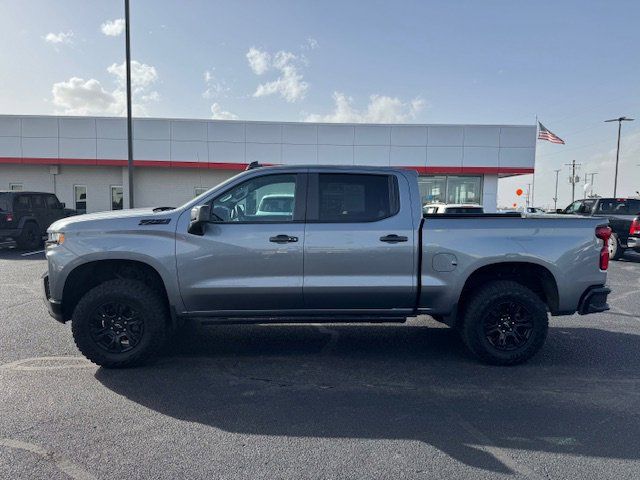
[306,172,401,224]
[205,173,307,224]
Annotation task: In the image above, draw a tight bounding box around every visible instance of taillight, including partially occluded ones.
[595,226,612,270]
[630,218,640,235]
[5,213,13,222]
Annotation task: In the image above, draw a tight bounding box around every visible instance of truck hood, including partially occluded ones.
[48,207,178,232]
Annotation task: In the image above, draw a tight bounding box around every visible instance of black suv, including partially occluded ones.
[0,191,76,250]
[561,197,640,259]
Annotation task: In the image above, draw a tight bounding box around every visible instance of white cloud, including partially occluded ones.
[101,18,125,36]
[246,47,271,75]
[43,31,74,45]
[107,60,158,92]
[51,78,116,115]
[305,92,425,123]
[302,37,319,50]
[202,69,230,99]
[51,60,159,116]
[210,103,238,120]
[247,48,309,103]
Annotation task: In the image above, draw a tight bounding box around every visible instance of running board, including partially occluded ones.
[197,316,408,326]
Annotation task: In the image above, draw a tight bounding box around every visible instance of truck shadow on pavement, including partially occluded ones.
[95,325,640,474]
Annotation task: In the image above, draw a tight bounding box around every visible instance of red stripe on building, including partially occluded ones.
[0,157,533,175]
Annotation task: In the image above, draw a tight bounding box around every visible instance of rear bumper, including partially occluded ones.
[627,236,640,251]
[0,228,20,240]
[578,285,611,315]
[42,272,65,323]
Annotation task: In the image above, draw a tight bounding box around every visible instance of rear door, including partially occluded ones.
[302,171,416,312]
[176,172,307,314]
[29,194,48,234]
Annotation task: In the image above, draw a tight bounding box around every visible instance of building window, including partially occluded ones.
[418,175,483,206]
[446,176,482,204]
[111,186,123,210]
[9,184,23,191]
[194,187,209,197]
[74,185,87,214]
[418,176,446,204]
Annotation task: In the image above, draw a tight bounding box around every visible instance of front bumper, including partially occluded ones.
[577,285,611,315]
[42,272,65,323]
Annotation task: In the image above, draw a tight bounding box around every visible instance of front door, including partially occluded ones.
[303,172,416,312]
[176,173,306,314]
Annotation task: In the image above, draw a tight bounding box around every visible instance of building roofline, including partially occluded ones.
[0,113,535,129]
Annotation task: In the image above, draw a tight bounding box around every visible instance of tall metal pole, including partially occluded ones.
[553,169,561,211]
[125,0,134,209]
[605,116,634,198]
[613,120,621,197]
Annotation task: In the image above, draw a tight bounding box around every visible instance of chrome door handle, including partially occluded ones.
[380,234,408,243]
[269,234,298,243]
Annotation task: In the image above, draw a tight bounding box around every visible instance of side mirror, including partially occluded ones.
[188,205,211,235]
[556,209,564,214]
[59,202,65,209]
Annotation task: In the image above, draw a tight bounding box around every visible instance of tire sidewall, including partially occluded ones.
[72,280,166,367]
[609,233,621,260]
[462,282,548,365]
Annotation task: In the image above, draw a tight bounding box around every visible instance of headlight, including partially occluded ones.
[46,232,65,246]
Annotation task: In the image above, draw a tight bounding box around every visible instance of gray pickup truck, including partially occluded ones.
[43,165,612,368]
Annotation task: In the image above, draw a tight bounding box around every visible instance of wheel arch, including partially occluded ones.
[61,259,175,326]
[457,261,560,319]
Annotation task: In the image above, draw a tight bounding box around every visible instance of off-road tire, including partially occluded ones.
[72,279,167,368]
[16,222,41,250]
[459,280,548,365]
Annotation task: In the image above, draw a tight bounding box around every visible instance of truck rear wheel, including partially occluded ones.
[71,279,167,368]
[608,233,623,260]
[459,280,548,365]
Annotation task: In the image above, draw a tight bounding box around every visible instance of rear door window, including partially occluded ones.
[31,195,45,209]
[312,173,399,222]
[597,199,640,214]
[15,195,31,210]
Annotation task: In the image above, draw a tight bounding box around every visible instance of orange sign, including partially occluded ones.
[516,188,524,196]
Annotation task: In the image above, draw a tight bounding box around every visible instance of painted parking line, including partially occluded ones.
[20,249,45,257]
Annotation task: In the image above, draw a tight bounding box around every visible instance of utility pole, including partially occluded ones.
[125,0,135,208]
[553,169,561,211]
[565,160,581,203]
[604,116,634,197]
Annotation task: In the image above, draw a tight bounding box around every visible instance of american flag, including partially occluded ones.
[538,122,565,144]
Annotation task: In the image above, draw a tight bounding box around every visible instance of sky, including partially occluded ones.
[0,0,638,207]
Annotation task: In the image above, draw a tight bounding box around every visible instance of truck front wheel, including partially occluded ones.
[459,280,548,365]
[71,279,167,368]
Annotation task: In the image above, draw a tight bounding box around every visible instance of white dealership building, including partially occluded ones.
[0,115,535,213]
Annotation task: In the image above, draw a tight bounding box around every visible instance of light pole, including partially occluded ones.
[604,116,634,197]
[125,0,134,208]
[586,172,598,197]
[553,169,561,211]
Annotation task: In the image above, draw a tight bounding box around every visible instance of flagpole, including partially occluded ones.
[532,115,537,206]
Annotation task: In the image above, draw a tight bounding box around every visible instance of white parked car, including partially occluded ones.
[423,203,484,214]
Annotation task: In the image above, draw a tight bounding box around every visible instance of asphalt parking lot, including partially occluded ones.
[1,248,639,480]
